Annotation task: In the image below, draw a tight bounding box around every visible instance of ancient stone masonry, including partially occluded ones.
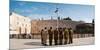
[31,20,84,34]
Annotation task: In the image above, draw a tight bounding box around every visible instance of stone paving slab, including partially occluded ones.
[9,37,95,50]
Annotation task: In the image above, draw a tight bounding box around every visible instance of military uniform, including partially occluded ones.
[54,29,58,45]
[58,28,63,45]
[64,28,69,44]
[48,28,53,46]
[41,29,44,44]
[42,29,48,45]
[68,28,73,44]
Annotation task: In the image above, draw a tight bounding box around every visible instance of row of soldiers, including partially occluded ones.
[41,27,73,46]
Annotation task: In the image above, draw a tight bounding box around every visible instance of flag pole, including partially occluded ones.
[54,4,59,30]
[57,9,58,30]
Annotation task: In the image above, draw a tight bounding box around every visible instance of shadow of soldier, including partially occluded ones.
[24,41,42,46]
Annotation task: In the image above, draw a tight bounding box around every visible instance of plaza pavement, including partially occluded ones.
[10,37,95,50]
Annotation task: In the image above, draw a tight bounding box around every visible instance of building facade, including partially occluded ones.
[10,12,31,38]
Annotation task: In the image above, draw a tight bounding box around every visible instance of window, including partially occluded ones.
[17,22,19,25]
[24,19,25,21]
[22,24,24,26]
[26,24,27,27]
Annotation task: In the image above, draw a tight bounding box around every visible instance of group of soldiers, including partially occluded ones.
[41,27,73,46]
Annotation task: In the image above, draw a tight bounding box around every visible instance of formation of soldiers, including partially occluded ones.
[41,27,73,46]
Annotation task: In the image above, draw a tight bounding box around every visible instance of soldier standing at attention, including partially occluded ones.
[54,28,59,45]
[68,28,74,44]
[48,27,53,46]
[64,28,69,44]
[41,29,44,45]
[42,27,48,46]
[59,28,63,45]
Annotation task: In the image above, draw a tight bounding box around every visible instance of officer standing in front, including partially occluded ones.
[48,27,53,46]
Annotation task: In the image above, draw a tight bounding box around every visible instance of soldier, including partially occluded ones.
[58,28,63,45]
[54,28,59,45]
[64,28,69,44]
[42,27,48,46]
[68,28,73,44]
[48,27,53,46]
[40,29,44,45]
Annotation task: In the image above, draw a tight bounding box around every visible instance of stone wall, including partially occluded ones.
[31,20,84,34]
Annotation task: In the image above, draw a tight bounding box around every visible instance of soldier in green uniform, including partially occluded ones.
[54,28,59,45]
[58,28,63,45]
[64,28,69,44]
[41,29,44,45]
[68,28,73,44]
[48,27,53,46]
